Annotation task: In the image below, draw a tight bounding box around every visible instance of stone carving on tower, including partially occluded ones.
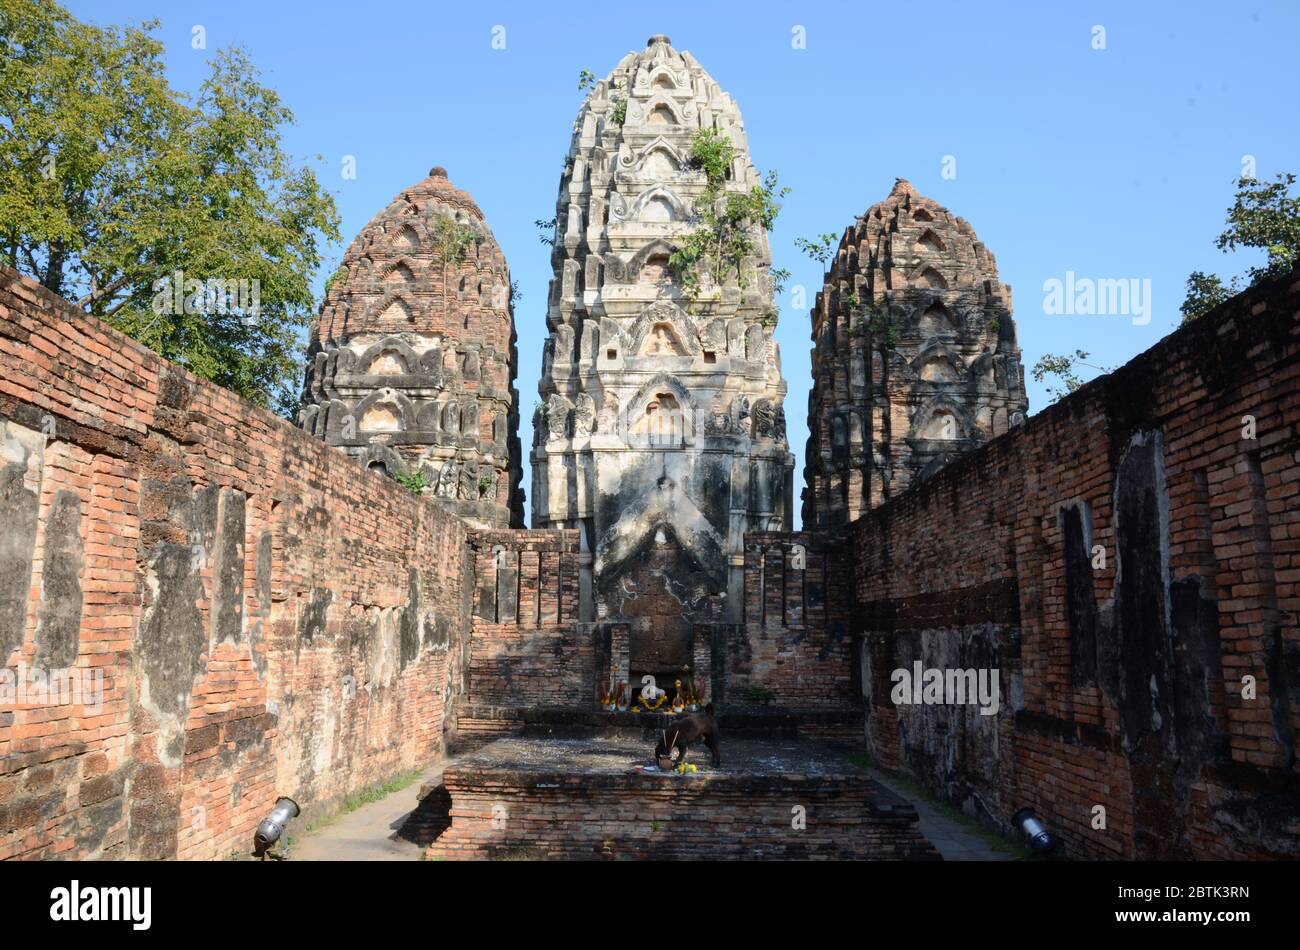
[803,179,1029,529]
[532,35,793,628]
[299,167,524,528]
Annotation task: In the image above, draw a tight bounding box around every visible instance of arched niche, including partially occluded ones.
[913,229,945,254]
[643,149,679,179]
[639,321,687,357]
[353,389,414,433]
[367,349,408,375]
[642,196,675,222]
[624,374,697,446]
[356,336,421,377]
[382,260,417,285]
[650,69,678,91]
[920,411,958,440]
[914,267,949,290]
[918,356,960,383]
[627,302,702,356]
[391,223,422,251]
[913,401,967,441]
[360,403,401,432]
[916,302,955,337]
[629,186,686,223]
[646,103,677,126]
[638,254,673,285]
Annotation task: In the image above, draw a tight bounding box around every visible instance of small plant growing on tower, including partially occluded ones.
[609,96,627,126]
[432,213,476,317]
[477,473,494,498]
[770,267,791,298]
[669,128,788,297]
[577,68,595,92]
[323,266,347,295]
[763,267,792,328]
[688,127,734,182]
[865,304,898,349]
[395,469,429,495]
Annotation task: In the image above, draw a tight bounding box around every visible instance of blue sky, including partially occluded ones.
[68,1,1300,527]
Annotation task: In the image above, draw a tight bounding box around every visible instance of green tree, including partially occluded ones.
[0,0,339,415]
[1180,172,1299,322]
[795,233,838,271]
[1031,350,1113,403]
[669,128,788,299]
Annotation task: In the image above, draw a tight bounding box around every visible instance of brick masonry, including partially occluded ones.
[731,531,859,712]
[2,253,1297,861]
[299,168,524,528]
[854,264,1300,859]
[0,265,471,860]
[802,179,1028,528]
[426,736,939,860]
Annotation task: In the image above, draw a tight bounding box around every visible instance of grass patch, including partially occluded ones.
[305,768,426,834]
[844,751,875,770]
[842,752,1027,859]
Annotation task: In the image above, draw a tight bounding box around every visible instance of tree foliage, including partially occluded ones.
[1031,350,1113,403]
[795,233,837,270]
[1180,172,1299,322]
[0,0,339,414]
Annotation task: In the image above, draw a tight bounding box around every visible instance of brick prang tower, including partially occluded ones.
[300,167,523,528]
[803,179,1029,528]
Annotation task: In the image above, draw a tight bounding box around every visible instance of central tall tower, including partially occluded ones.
[532,35,793,635]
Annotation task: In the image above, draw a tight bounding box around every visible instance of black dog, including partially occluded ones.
[655,703,720,766]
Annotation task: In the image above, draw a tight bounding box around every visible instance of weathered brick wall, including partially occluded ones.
[427,736,939,860]
[854,265,1300,859]
[726,532,859,711]
[457,530,587,740]
[0,266,471,860]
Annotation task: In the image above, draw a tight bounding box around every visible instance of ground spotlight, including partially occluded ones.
[1012,807,1058,856]
[254,797,300,859]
